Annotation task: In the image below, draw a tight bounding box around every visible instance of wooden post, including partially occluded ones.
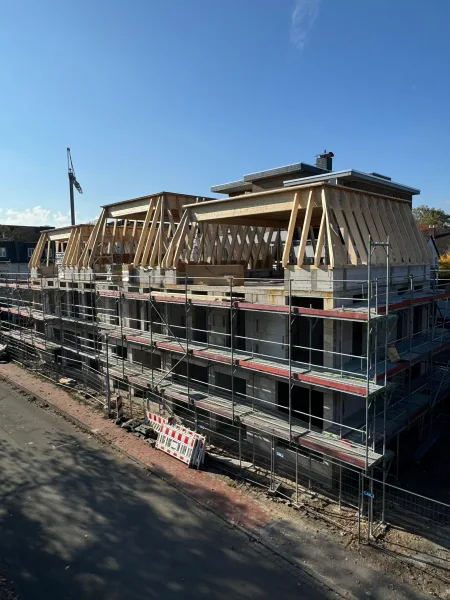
[133,198,155,266]
[282,193,299,268]
[297,191,313,267]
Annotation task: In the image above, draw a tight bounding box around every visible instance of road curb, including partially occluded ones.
[0,371,350,599]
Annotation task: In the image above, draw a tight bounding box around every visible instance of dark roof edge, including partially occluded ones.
[101,191,213,209]
[427,236,440,257]
[284,169,420,195]
[243,161,327,182]
[210,180,253,194]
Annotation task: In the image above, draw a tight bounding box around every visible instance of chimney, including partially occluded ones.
[316,151,334,171]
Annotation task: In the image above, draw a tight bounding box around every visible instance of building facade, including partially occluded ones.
[0,225,51,275]
[1,159,449,505]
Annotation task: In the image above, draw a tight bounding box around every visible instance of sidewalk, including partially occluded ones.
[0,363,433,600]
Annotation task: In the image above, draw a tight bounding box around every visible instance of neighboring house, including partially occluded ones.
[0,225,54,274]
[421,225,450,267]
[212,151,419,204]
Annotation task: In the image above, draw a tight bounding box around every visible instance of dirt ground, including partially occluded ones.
[1,362,450,598]
[210,475,450,598]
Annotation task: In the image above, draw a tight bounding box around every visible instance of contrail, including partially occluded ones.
[290,0,321,50]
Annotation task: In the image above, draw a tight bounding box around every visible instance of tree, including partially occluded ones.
[440,251,450,271]
[412,205,450,228]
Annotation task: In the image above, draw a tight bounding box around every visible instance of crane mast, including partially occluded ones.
[67,148,83,226]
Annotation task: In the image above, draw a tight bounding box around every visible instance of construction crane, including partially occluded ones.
[67,148,83,226]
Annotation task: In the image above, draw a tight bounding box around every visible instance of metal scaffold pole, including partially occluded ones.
[119,286,125,382]
[105,334,111,416]
[185,274,196,431]
[365,236,372,474]
[408,274,414,423]
[288,277,292,440]
[58,283,65,377]
[230,277,234,423]
[382,237,390,523]
[148,284,154,388]
[365,235,372,541]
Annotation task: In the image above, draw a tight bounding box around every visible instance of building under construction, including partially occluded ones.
[2,153,450,520]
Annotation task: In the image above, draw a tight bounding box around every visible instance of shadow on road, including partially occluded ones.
[0,422,329,600]
[0,393,431,600]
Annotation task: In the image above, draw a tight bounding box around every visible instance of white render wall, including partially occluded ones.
[245,311,286,359]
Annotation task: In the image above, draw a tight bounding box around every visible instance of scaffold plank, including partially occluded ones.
[160,381,384,470]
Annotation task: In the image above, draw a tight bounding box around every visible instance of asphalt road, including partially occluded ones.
[0,381,340,600]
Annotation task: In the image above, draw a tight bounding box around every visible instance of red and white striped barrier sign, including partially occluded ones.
[146,411,168,433]
[156,424,206,468]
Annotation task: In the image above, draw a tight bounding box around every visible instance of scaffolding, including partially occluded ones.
[1,181,450,537]
[1,267,450,473]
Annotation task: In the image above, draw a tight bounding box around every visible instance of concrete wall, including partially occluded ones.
[287,264,432,295]
[167,303,186,339]
[208,308,229,348]
[209,362,277,413]
[245,311,285,359]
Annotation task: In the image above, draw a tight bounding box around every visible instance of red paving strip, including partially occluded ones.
[0,362,271,531]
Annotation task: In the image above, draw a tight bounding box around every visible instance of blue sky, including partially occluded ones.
[0,0,449,226]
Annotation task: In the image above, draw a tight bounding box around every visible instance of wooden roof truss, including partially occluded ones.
[172,184,432,269]
[163,216,280,270]
[28,225,94,269]
[79,192,211,269]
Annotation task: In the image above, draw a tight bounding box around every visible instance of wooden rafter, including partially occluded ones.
[314,212,326,267]
[164,210,189,268]
[260,228,274,267]
[297,191,313,267]
[133,198,156,266]
[253,227,267,268]
[330,191,358,265]
[171,212,190,268]
[383,200,407,263]
[186,219,198,262]
[341,192,367,264]
[376,199,400,263]
[207,224,219,264]
[145,197,163,267]
[215,224,229,265]
[31,232,48,268]
[322,189,346,268]
[79,209,107,267]
[282,192,299,268]
[351,193,383,265]
[242,226,257,267]
[362,195,390,261]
